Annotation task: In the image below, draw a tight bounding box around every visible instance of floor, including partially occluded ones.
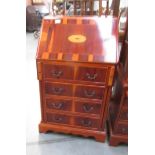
[26,32,128,155]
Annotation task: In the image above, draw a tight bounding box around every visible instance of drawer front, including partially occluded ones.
[45,82,73,96]
[76,66,108,83]
[75,101,101,115]
[46,113,70,125]
[74,117,100,129]
[114,123,128,135]
[119,108,128,121]
[75,85,105,100]
[46,98,72,111]
[43,64,74,80]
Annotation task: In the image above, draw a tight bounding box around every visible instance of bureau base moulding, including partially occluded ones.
[39,122,106,142]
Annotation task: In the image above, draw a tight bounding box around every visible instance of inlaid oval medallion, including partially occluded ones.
[68,34,86,43]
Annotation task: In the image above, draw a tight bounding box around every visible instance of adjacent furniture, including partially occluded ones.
[36,16,119,142]
[26,5,39,32]
[108,68,128,146]
[70,0,110,16]
[54,0,110,16]
[108,24,128,146]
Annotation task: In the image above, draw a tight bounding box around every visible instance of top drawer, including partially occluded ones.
[43,64,74,80]
[76,66,108,84]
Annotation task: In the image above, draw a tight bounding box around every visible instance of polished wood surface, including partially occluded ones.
[43,64,74,80]
[107,21,128,145]
[36,16,119,64]
[36,16,119,142]
[46,97,72,111]
[108,58,128,146]
[76,66,108,83]
[75,100,102,115]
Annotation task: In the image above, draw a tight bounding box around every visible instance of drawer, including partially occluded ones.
[43,64,74,80]
[75,101,101,115]
[76,66,108,83]
[114,123,128,135]
[45,82,73,96]
[119,108,128,121]
[46,113,70,125]
[75,85,105,100]
[46,98,72,111]
[74,117,100,129]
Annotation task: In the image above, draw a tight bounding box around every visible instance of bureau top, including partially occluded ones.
[36,15,119,64]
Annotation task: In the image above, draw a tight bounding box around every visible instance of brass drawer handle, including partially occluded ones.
[84,90,95,97]
[86,73,98,80]
[81,120,92,127]
[83,104,94,112]
[52,87,64,94]
[51,102,64,109]
[53,116,63,122]
[51,70,63,78]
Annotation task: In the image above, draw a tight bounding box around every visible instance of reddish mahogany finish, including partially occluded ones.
[108,76,128,145]
[76,66,108,84]
[108,31,128,146]
[75,85,105,100]
[46,98,72,111]
[36,16,119,142]
[43,64,74,80]
[45,82,73,96]
[46,113,71,125]
[75,101,101,115]
[74,116,100,130]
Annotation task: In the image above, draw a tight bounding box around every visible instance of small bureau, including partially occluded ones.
[108,74,128,146]
[36,16,119,142]
[108,38,128,145]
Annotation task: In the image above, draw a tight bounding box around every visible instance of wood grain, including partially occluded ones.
[36,16,119,64]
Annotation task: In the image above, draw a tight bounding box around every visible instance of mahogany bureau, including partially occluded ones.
[108,73,128,146]
[108,31,128,146]
[36,16,119,142]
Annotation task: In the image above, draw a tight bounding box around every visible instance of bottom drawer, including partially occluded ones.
[114,123,128,135]
[74,117,100,130]
[46,113,100,130]
[46,113,70,125]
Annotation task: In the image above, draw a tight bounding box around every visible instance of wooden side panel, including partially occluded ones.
[108,66,115,86]
[37,61,42,80]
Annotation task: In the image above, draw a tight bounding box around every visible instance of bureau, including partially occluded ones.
[108,27,128,145]
[36,16,119,142]
[108,74,128,146]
